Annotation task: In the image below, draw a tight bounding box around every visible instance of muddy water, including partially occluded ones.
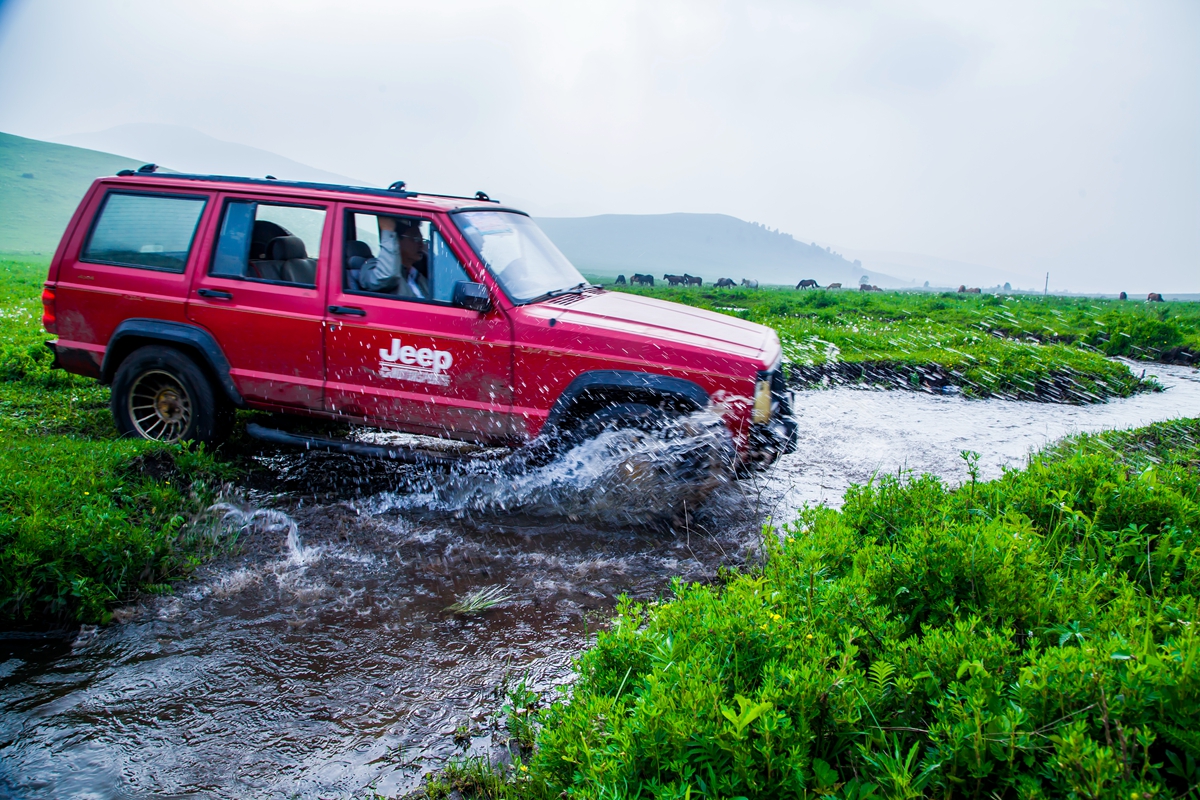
[1,362,1197,799]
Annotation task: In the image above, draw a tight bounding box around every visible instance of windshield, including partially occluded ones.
[454,211,586,303]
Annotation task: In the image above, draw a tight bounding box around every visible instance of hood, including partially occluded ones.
[527,290,779,366]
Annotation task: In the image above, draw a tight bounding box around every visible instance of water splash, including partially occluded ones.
[206,503,309,564]
[362,410,736,528]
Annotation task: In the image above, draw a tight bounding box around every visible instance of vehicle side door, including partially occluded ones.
[186,194,330,410]
[322,205,515,442]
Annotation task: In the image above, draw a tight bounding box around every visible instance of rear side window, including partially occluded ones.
[211,200,325,287]
[82,192,207,272]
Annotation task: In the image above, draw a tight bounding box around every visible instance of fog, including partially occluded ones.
[0,0,1196,292]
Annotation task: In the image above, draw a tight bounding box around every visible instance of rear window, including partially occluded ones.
[82,192,207,272]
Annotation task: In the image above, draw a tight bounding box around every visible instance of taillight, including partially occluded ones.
[41,286,57,334]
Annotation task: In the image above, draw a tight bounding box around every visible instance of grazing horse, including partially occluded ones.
[741,279,759,289]
[826,282,842,289]
[796,279,819,289]
[630,273,654,286]
[664,274,687,286]
[615,274,627,285]
[714,278,735,288]
[1148,292,1164,302]
[684,274,703,286]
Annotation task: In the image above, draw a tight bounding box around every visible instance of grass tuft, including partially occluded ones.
[446,584,515,615]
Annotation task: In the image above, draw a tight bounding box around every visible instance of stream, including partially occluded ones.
[1,361,1197,799]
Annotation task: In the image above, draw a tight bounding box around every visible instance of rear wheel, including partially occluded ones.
[111,346,228,446]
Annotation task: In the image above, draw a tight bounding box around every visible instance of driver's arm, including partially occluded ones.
[357,219,401,293]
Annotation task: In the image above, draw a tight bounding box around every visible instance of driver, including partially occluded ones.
[357,217,430,298]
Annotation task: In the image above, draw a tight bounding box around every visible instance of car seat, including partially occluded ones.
[344,240,373,291]
[252,235,316,284]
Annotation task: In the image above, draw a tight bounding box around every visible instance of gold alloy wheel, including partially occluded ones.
[128,370,193,442]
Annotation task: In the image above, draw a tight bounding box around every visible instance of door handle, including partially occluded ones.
[328,305,367,316]
[197,288,233,300]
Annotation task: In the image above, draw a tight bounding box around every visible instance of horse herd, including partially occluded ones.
[613,274,828,290]
[610,276,1169,302]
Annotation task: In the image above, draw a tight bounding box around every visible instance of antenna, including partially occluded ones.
[1044,273,1049,296]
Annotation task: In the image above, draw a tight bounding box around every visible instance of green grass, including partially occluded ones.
[612,285,1200,402]
[0,131,141,253]
[431,419,1200,799]
[0,257,228,624]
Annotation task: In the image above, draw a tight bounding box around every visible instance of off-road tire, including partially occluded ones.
[577,402,734,486]
[111,345,227,446]
[572,402,673,442]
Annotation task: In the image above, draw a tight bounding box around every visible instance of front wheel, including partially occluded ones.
[111,346,227,446]
[575,402,736,503]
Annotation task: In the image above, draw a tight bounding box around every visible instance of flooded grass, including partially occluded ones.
[614,284,1199,402]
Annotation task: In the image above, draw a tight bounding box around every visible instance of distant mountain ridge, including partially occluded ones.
[53,123,372,188]
[536,213,905,287]
[3,128,942,289]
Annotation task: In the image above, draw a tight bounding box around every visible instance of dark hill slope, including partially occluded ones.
[0,131,141,253]
[536,213,892,286]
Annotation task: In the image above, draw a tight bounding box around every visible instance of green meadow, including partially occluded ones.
[610,284,1199,403]
[0,257,226,624]
[2,251,1199,798]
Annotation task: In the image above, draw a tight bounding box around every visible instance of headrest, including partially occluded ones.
[346,240,373,260]
[268,235,307,260]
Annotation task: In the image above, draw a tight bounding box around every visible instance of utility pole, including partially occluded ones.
[1044,272,1049,296]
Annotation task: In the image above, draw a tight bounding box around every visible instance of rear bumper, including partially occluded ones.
[45,340,102,379]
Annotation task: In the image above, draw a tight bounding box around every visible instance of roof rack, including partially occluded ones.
[111,167,503,205]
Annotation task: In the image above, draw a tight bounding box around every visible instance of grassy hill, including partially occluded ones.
[0,131,142,253]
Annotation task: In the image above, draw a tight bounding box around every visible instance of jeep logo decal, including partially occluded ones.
[378,338,453,386]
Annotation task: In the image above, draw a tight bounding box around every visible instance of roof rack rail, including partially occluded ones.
[106,170,515,209]
[116,163,159,177]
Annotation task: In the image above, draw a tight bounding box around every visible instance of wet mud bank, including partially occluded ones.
[2,363,1199,798]
[787,357,1170,403]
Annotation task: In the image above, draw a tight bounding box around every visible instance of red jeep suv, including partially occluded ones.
[42,168,796,468]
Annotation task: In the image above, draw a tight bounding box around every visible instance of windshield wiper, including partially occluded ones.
[524,282,593,305]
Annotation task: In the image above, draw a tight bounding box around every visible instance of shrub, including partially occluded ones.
[522,419,1200,799]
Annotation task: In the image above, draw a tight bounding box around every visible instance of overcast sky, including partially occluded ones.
[1,0,1196,291]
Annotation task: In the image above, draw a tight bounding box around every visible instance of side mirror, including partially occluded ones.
[452,281,492,312]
